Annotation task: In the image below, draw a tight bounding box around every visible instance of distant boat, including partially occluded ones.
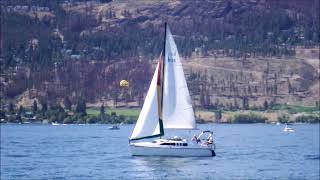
[109,122,123,130]
[109,125,120,130]
[283,124,294,132]
[52,122,59,125]
[276,122,281,126]
[129,23,216,157]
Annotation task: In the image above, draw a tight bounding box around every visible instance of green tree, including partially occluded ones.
[41,102,48,112]
[32,100,38,113]
[263,100,269,110]
[242,97,249,110]
[100,103,105,115]
[8,102,15,114]
[64,97,72,111]
[214,110,222,122]
[278,113,289,123]
[0,110,6,120]
[233,113,267,123]
[199,91,205,108]
[234,98,239,110]
[18,105,24,115]
[15,113,22,122]
[75,99,87,116]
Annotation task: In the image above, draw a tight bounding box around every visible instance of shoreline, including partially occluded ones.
[1,121,318,125]
[2,105,319,125]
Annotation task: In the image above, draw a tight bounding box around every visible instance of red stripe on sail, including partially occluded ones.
[157,57,162,85]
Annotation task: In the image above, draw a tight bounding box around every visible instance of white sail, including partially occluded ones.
[130,64,160,140]
[162,27,196,129]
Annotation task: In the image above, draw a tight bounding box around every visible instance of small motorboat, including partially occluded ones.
[283,124,294,132]
[109,122,123,130]
[109,125,120,130]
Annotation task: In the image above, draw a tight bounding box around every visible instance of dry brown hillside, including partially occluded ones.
[1,0,319,109]
[183,48,319,108]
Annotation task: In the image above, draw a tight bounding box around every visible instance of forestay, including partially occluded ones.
[162,27,196,129]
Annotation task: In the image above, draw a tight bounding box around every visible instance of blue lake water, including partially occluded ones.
[1,124,319,179]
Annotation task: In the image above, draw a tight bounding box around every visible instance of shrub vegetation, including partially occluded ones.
[232,112,267,123]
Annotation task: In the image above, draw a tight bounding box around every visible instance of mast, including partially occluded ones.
[158,22,166,137]
[161,22,166,112]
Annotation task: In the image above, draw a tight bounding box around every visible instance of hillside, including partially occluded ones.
[184,50,319,107]
[1,0,319,110]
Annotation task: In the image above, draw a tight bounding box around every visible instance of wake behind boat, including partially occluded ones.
[129,23,216,157]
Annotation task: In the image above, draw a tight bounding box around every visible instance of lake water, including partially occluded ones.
[1,124,319,180]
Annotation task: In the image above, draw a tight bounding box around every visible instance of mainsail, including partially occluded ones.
[130,24,196,141]
[162,27,196,129]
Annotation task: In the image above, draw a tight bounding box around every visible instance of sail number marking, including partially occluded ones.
[168,57,176,62]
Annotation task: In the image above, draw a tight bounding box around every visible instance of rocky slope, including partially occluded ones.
[1,0,319,109]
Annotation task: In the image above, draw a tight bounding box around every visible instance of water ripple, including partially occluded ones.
[304,155,320,160]
[1,124,319,180]
[6,154,30,158]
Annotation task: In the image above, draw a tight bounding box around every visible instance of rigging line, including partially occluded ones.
[180,107,194,110]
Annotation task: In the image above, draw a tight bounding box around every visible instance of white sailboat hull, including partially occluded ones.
[130,142,215,157]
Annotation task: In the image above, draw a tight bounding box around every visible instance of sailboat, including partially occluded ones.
[129,23,216,157]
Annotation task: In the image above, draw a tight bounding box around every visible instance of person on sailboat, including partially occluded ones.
[192,135,201,144]
[192,135,197,143]
[207,134,213,144]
